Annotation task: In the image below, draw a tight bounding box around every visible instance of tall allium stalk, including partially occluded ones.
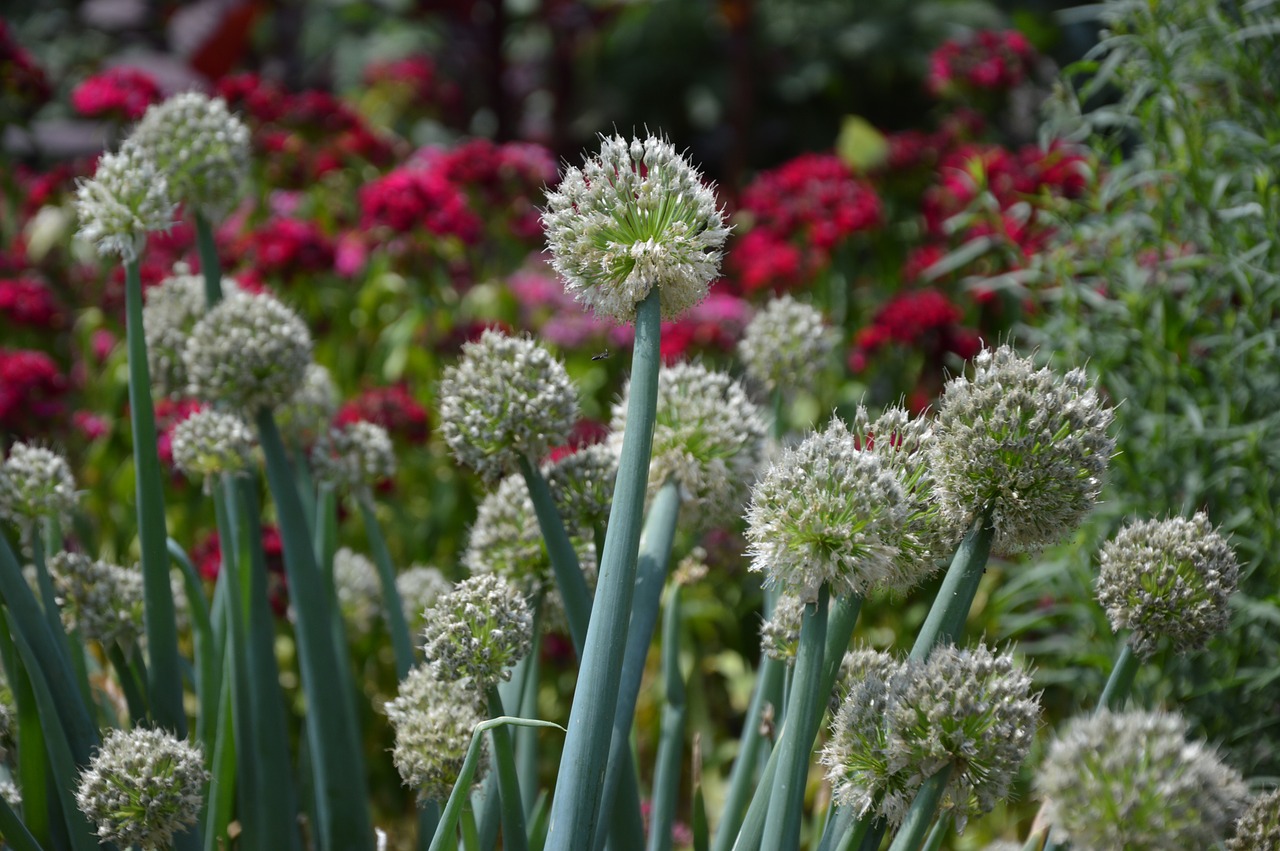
[542,133,728,848]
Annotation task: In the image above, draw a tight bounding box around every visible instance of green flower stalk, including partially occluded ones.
[73,139,175,264]
[142,266,242,399]
[1036,709,1248,850]
[170,409,255,485]
[387,663,490,804]
[610,362,767,533]
[1097,512,1238,659]
[75,727,209,850]
[0,442,78,548]
[542,133,730,323]
[1228,790,1280,851]
[738,294,836,395]
[48,552,144,647]
[439,330,578,484]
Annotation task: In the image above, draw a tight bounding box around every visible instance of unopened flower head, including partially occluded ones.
[1228,789,1280,851]
[738,295,836,393]
[142,266,242,398]
[611,362,767,533]
[332,547,382,636]
[543,133,730,323]
[439,330,577,483]
[397,564,452,638]
[761,594,805,664]
[543,442,618,534]
[74,139,175,263]
[275,363,339,446]
[1037,709,1248,851]
[1097,512,1238,659]
[930,345,1114,554]
[75,727,208,850]
[171,409,255,482]
[746,417,908,602]
[50,552,145,646]
[127,92,251,219]
[0,443,78,538]
[386,662,488,803]
[822,644,1039,831]
[422,573,533,686]
[311,421,396,494]
[183,291,312,413]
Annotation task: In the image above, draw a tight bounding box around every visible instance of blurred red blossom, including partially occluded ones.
[71,67,162,122]
[0,348,67,435]
[336,385,430,445]
[0,278,61,328]
[927,30,1038,99]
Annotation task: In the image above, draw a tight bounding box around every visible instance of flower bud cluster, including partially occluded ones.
[311,421,396,494]
[0,443,78,537]
[49,551,145,646]
[142,266,241,398]
[544,443,617,534]
[386,662,488,803]
[421,574,533,686]
[760,594,805,663]
[171,409,256,481]
[738,295,836,393]
[1228,789,1280,851]
[75,139,175,263]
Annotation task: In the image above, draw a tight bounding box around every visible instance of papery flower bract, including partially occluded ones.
[397,565,452,639]
[929,345,1114,554]
[310,421,396,494]
[438,330,577,484]
[1036,709,1248,851]
[0,442,78,540]
[75,727,208,850]
[746,417,908,603]
[543,133,729,323]
[738,295,836,394]
[182,291,312,414]
[386,662,488,803]
[1228,789,1280,851]
[75,139,175,263]
[49,552,145,646]
[127,92,251,219]
[611,362,766,533]
[1097,512,1238,659]
[170,409,255,482]
[421,574,533,686]
[332,547,382,636]
[143,266,242,399]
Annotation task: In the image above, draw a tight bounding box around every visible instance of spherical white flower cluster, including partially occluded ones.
[738,295,836,394]
[421,574,533,686]
[311,421,397,494]
[49,552,145,647]
[0,443,78,539]
[386,662,488,804]
[1228,789,1280,851]
[142,266,243,398]
[275,364,339,446]
[171,409,256,482]
[75,139,176,263]
[332,548,382,637]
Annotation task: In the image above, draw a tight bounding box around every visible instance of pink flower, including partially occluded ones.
[926,30,1039,99]
[0,348,67,435]
[71,67,162,121]
[250,218,336,280]
[336,385,430,445]
[0,278,61,328]
[741,153,882,250]
[0,21,52,120]
[359,167,482,243]
[73,410,110,441]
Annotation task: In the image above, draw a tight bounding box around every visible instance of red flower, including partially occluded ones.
[192,525,289,614]
[741,153,882,250]
[215,73,288,123]
[850,289,980,374]
[71,67,162,122]
[73,410,110,441]
[359,167,481,243]
[0,278,61,328]
[336,385,430,445]
[926,30,1038,99]
[0,348,67,435]
[727,230,807,294]
[250,218,336,280]
[0,20,52,121]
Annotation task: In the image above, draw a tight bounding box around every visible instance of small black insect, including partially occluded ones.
[591,348,610,361]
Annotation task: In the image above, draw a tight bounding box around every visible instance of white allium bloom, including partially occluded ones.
[543,133,730,323]
[930,345,1114,555]
[1037,709,1248,851]
[142,265,242,398]
[332,547,382,636]
[49,552,145,646]
[611,362,767,533]
[75,727,208,850]
[421,574,533,686]
[738,295,836,393]
[127,92,251,219]
[397,565,452,638]
[760,594,805,664]
[171,409,256,481]
[386,662,488,803]
[311,421,397,494]
[275,364,339,446]
[182,291,312,413]
[1228,789,1280,851]
[438,330,577,484]
[746,417,908,603]
[0,443,78,541]
[75,139,176,264]
[543,442,618,535]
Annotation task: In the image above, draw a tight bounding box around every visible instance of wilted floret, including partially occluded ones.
[142,267,243,398]
[822,644,1039,831]
[1097,513,1238,659]
[397,565,452,638]
[611,362,767,533]
[930,345,1114,554]
[746,417,908,603]
[171,409,255,481]
[738,295,836,393]
[0,443,78,540]
[75,727,208,850]
[311,421,396,493]
[332,548,382,636]
[438,330,577,484]
[183,291,312,413]
[760,594,805,664]
[1228,789,1280,851]
[50,552,145,646]
[74,139,175,263]
[1037,709,1248,851]
[422,574,533,686]
[543,133,730,323]
[275,363,339,446]
[386,662,488,803]
[127,92,251,219]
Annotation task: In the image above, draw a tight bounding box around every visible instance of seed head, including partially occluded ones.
[930,345,1114,554]
[275,363,339,446]
[50,552,145,646]
[386,662,488,804]
[183,291,312,413]
[611,362,767,533]
[738,295,836,393]
[127,92,251,219]
[75,727,208,850]
[332,548,382,636]
[1228,789,1280,851]
[142,266,242,398]
[0,443,78,541]
[438,330,577,484]
[171,409,255,482]
[421,574,533,686]
[311,421,396,494]
[397,565,452,639]
[1097,512,1238,659]
[1037,709,1248,850]
[543,133,730,323]
[74,139,175,263]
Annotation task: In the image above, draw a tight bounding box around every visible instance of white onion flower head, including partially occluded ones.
[439,330,577,484]
[183,291,312,413]
[746,417,908,603]
[74,139,176,264]
[397,565,452,639]
[421,574,533,686]
[0,443,78,538]
[543,133,730,323]
[738,295,836,393]
[171,409,256,483]
[311,421,396,494]
[276,363,339,446]
[822,644,1040,831]
[386,662,488,803]
[142,266,242,398]
[611,362,767,533]
[1097,512,1238,659]
[1036,709,1248,850]
[543,442,618,534]
[930,345,1114,555]
[332,548,382,637]
[1228,789,1280,851]
[127,92,251,219]
[50,552,145,647]
[760,594,805,664]
[75,727,208,850]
